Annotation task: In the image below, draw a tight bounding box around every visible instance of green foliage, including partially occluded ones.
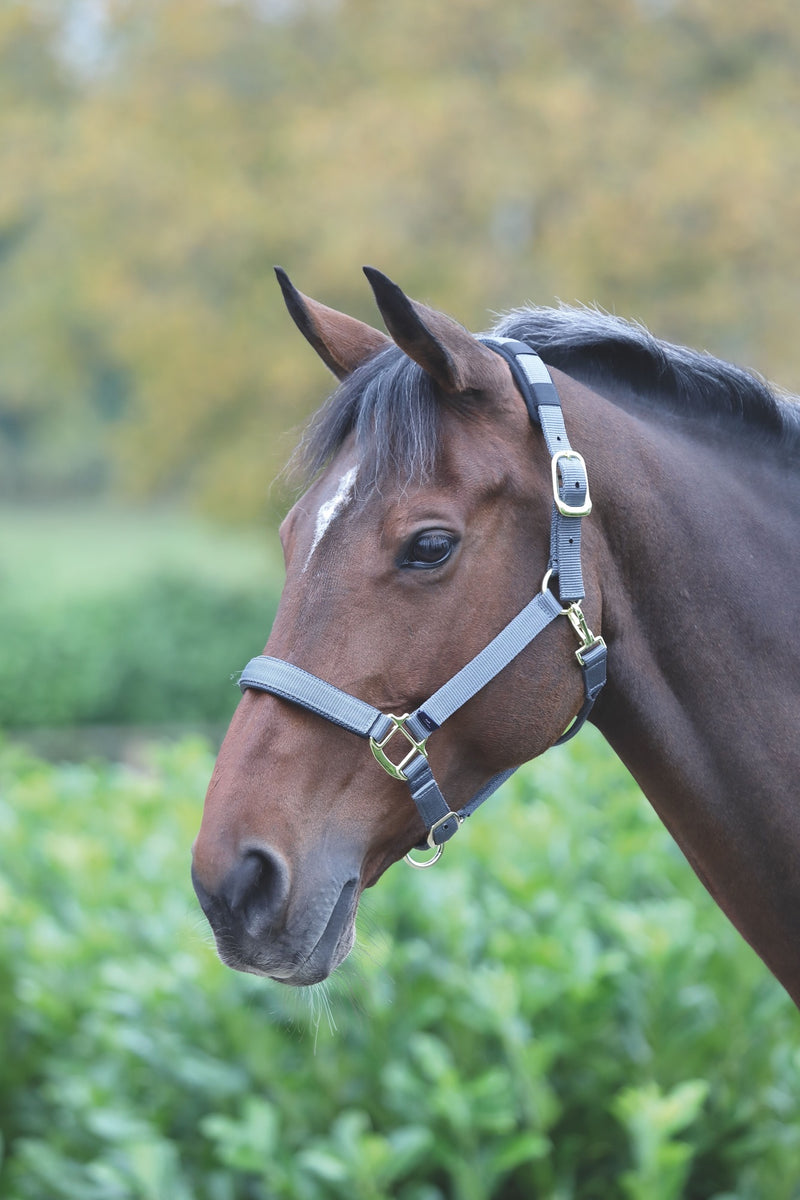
[1,732,799,1199]
[614,1080,710,1200]
[3,0,800,517]
[0,572,273,728]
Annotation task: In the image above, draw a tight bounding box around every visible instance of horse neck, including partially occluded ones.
[564,374,800,1000]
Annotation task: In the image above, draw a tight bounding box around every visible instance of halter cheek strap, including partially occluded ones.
[238,339,607,866]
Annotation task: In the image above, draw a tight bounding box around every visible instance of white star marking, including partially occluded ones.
[302,465,358,572]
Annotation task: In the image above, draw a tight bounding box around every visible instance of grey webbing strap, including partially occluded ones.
[460,766,518,818]
[480,338,587,604]
[400,588,563,845]
[403,755,459,844]
[452,626,608,827]
[405,588,562,741]
[234,659,492,848]
[238,656,393,743]
[480,339,561,418]
[540,406,587,604]
[240,589,563,750]
[405,760,515,846]
[553,641,607,747]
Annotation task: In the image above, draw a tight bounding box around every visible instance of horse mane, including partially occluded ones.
[495,304,800,450]
[296,305,800,486]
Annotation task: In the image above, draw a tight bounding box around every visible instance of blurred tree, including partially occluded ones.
[1,0,799,519]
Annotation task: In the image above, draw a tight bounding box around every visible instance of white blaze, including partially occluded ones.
[303,465,358,571]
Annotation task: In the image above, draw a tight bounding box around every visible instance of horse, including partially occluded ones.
[192,267,800,1004]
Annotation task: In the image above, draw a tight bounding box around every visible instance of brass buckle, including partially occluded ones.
[370,714,428,781]
[551,450,592,517]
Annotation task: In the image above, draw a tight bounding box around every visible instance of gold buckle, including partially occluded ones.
[551,450,592,517]
[370,714,428,781]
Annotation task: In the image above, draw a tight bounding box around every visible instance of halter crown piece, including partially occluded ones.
[238,338,607,866]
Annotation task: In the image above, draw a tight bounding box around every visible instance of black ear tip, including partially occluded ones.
[363,266,411,311]
[274,267,308,323]
[274,266,294,295]
[363,265,394,289]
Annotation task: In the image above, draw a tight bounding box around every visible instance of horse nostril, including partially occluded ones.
[224,846,290,937]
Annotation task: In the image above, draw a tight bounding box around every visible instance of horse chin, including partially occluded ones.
[282,919,356,986]
[214,877,359,987]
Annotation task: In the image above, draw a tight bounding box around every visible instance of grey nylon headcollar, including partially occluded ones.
[238,338,607,866]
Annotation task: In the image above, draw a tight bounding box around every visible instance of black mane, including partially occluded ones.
[297,305,800,486]
[495,305,800,448]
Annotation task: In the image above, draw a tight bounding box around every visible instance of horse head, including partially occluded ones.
[191,269,603,984]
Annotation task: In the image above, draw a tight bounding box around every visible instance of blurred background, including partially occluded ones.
[2,1,800,1197]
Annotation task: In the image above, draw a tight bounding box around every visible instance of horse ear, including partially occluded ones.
[363,266,505,396]
[275,267,391,380]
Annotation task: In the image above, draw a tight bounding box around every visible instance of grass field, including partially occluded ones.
[0,503,282,733]
[0,502,280,602]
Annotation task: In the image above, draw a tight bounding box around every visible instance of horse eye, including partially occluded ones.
[403,530,455,568]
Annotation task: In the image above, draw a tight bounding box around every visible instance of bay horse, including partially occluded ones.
[192,267,800,1004]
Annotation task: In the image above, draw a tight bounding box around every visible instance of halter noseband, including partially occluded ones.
[238,338,607,866]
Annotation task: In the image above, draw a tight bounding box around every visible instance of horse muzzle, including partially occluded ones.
[191,845,359,985]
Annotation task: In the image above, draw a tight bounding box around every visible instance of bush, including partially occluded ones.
[0,731,799,1199]
[0,573,276,729]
